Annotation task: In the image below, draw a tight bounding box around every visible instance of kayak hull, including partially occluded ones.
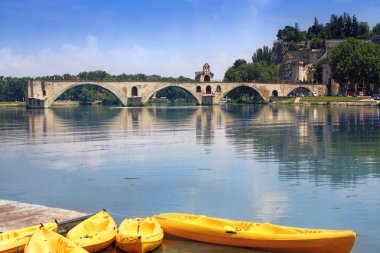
[66,210,117,252]
[0,222,57,253]
[155,213,356,253]
[116,217,163,253]
[25,227,88,253]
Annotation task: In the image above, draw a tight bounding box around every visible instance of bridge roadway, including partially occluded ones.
[25,80,327,108]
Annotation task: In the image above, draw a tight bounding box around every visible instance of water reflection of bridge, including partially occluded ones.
[25,106,376,145]
[23,106,380,184]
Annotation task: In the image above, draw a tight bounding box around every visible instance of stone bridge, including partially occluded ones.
[25,80,327,108]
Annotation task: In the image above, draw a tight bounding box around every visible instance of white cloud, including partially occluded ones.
[0,35,238,79]
[0,36,155,77]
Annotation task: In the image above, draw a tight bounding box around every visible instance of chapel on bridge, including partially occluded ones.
[195,63,215,82]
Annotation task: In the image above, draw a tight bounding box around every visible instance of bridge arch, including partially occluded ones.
[47,82,125,107]
[221,84,268,103]
[287,86,314,97]
[143,84,202,105]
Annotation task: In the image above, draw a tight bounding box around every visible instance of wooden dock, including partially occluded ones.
[0,199,89,233]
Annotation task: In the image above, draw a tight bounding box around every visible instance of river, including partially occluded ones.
[0,105,379,252]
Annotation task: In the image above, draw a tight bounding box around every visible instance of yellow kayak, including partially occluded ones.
[25,227,88,253]
[0,222,57,253]
[116,217,163,253]
[155,213,356,253]
[66,210,117,252]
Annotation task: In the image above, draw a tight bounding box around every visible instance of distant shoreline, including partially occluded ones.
[272,96,380,106]
[1,97,379,108]
[0,101,25,107]
[0,101,80,107]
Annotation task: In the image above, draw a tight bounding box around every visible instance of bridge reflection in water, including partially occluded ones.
[16,105,380,184]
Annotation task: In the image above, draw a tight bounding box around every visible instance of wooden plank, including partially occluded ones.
[0,199,87,232]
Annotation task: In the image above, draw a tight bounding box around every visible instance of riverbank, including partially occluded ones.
[0,199,87,232]
[0,101,25,107]
[52,100,80,106]
[0,100,80,107]
[300,96,380,106]
[272,96,380,106]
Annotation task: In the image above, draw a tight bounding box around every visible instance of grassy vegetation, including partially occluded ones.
[273,98,296,104]
[0,101,25,107]
[300,96,370,102]
[52,100,80,106]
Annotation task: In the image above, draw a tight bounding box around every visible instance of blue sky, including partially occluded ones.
[1,0,380,79]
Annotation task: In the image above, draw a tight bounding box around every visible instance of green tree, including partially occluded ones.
[224,57,278,83]
[156,86,195,103]
[314,58,328,83]
[233,59,247,68]
[78,70,110,80]
[252,62,278,82]
[343,12,352,37]
[351,15,359,37]
[252,46,273,64]
[357,22,371,39]
[372,23,380,36]
[307,18,324,39]
[0,77,27,102]
[77,86,96,104]
[324,13,363,39]
[277,25,305,42]
[310,37,324,49]
[329,38,380,93]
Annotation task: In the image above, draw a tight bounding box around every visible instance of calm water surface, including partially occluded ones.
[1,105,380,253]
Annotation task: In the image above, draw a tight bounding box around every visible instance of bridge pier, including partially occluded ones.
[26,98,48,109]
[201,95,215,105]
[25,80,48,109]
[127,97,143,106]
